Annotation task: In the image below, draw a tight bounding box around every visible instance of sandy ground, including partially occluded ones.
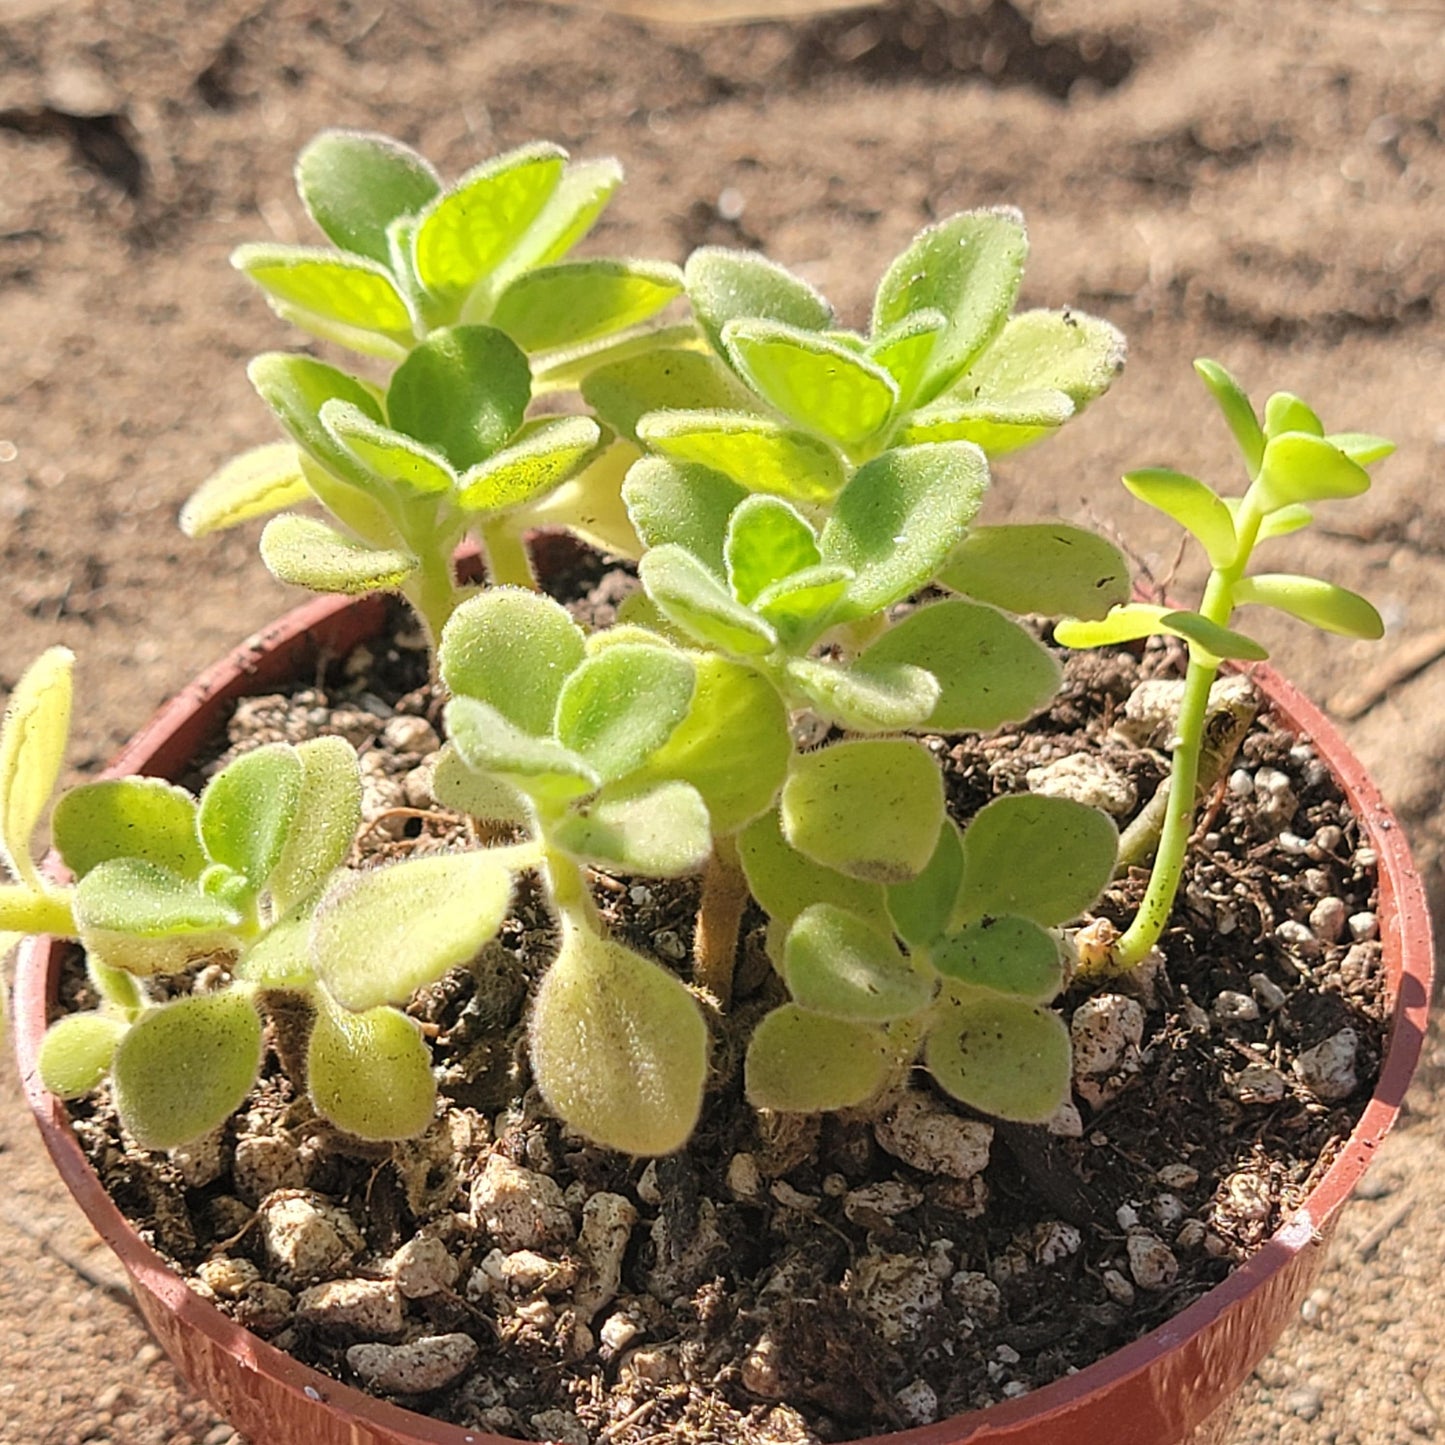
[0,1,1442,1440]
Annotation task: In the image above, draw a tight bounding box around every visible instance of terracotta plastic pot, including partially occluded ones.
[14,587,1434,1445]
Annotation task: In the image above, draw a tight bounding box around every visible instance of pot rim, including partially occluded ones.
[12,587,1434,1445]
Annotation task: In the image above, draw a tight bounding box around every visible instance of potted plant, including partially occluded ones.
[5,130,1432,1445]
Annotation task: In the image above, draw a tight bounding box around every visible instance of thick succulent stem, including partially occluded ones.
[693,834,749,1010]
[480,519,538,591]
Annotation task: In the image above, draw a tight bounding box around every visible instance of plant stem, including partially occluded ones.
[693,834,748,1009]
[408,550,461,654]
[542,848,600,932]
[480,520,538,591]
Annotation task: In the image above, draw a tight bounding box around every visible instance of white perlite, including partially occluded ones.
[575,1192,638,1318]
[1295,1028,1360,1101]
[873,1090,993,1179]
[1126,1229,1179,1290]
[346,1334,478,1394]
[530,1409,590,1445]
[1070,994,1145,1078]
[846,1251,944,1344]
[256,1190,363,1283]
[894,1378,940,1427]
[471,1153,574,1251]
[296,1278,404,1338]
[386,1234,460,1299]
[1024,753,1136,815]
[1232,1063,1288,1105]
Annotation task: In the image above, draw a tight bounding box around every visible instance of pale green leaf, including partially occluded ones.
[900,388,1074,456]
[638,544,778,656]
[72,857,241,939]
[295,130,440,265]
[622,458,748,577]
[268,737,363,912]
[939,523,1131,621]
[180,443,311,537]
[430,743,533,827]
[628,655,790,835]
[725,494,820,605]
[521,439,645,559]
[440,587,585,735]
[1264,391,1324,439]
[552,780,711,876]
[957,794,1117,927]
[311,850,515,1011]
[637,411,844,506]
[1053,602,1173,650]
[233,909,312,989]
[738,809,890,932]
[413,144,566,301]
[199,742,304,889]
[784,904,934,1022]
[491,259,683,354]
[961,307,1125,409]
[308,998,437,1141]
[1160,610,1269,662]
[496,155,622,280]
[782,656,939,732]
[933,915,1064,1001]
[530,920,707,1155]
[321,402,455,496]
[0,646,72,889]
[1121,469,1238,568]
[297,452,407,554]
[1254,432,1371,512]
[233,244,414,341]
[925,993,1070,1123]
[868,309,946,406]
[752,564,853,648]
[52,778,204,882]
[781,739,944,884]
[248,353,387,491]
[456,416,603,513]
[444,697,599,806]
[112,991,263,1149]
[38,1011,127,1099]
[260,514,419,595]
[821,442,990,622]
[554,643,695,783]
[723,321,898,450]
[745,1005,889,1113]
[1194,359,1264,478]
[86,956,142,1014]
[583,349,756,443]
[872,208,1028,403]
[858,599,1061,732]
[1325,432,1394,467]
[685,246,834,358]
[1234,574,1384,639]
[887,820,965,949]
[1237,498,1313,542]
[0,884,76,935]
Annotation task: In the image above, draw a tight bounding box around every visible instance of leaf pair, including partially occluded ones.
[234,131,680,361]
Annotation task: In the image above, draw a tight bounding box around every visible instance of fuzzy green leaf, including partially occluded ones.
[522,440,645,559]
[233,909,312,990]
[939,524,1131,621]
[233,245,414,342]
[0,884,75,935]
[531,920,707,1155]
[925,993,1070,1123]
[782,739,944,884]
[1254,432,1372,512]
[785,904,934,1022]
[868,309,946,404]
[440,588,586,736]
[295,130,440,265]
[724,321,897,449]
[887,820,965,949]
[248,354,387,491]
[180,443,312,537]
[1326,433,1394,467]
[312,850,515,1011]
[962,307,1125,408]
[958,794,1116,927]
[267,737,363,912]
[933,915,1064,1001]
[430,744,533,827]
[308,998,437,1141]
[622,458,749,577]
[198,743,304,890]
[38,1012,127,1098]
[0,647,73,889]
[385,325,531,470]
[112,991,264,1149]
[490,259,683,354]
[1234,574,1384,639]
[783,656,939,732]
[685,246,834,358]
[752,564,853,648]
[1264,391,1324,439]
[412,144,566,302]
[745,1005,889,1113]
[638,411,844,506]
[73,858,241,940]
[639,545,778,656]
[444,697,599,806]
[872,208,1028,402]
[738,809,890,932]
[260,514,419,595]
[53,778,204,882]
[498,156,622,279]
[858,599,1061,733]
[456,416,603,513]
[628,655,790,835]
[552,780,711,876]
[1194,359,1265,477]
[322,402,455,496]
[1122,469,1238,568]
[900,389,1075,456]
[583,349,756,443]
[554,643,695,784]
[725,495,820,605]
[821,442,990,623]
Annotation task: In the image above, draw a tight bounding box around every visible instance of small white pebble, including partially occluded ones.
[1157,1163,1199,1190]
[1175,1218,1208,1250]
[1213,990,1259,1023]
[1354,846,1378,870]
[1276,919,1322,957]
[1228,769,1254,797]
[628,885,652,906]
[1255,767,1292,798]
[1151,1193,1186,1229]
[600,1312,640,1353]
[726,1153,761,1200]
[1311,824,1343,856]
[1232,1063,1288,1105]
[1031,1220,1081,1265]
[1309,897,1348,942]
[1126,1230,1179,1290]
[894,1378,939,1427]
[1278,832,1309,855]
[1348,911,1379,942]
[1102,1268,1136,1305]
[1002,1380,1030,1399]
[1249,973,1287,1011]
[1115,1203,1140,1230]
[1295,1029,1360,1101]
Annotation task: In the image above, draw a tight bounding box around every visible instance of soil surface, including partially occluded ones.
[1,1,1443,1442]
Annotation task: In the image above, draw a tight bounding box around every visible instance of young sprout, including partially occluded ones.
[1056,360,1390,976]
